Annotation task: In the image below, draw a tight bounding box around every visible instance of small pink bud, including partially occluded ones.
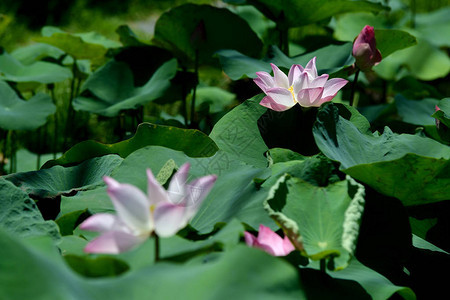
[244,225,295,256]
[435,105,441,129]
[352,25,382,71]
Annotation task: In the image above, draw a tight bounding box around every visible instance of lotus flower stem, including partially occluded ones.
[0,130,7,174]
[349,68,360,107]
[36,127,41,170]
[181,67,189,127]
[154,234,160,262]
[8,130,16,173]
[190,49,199,128]
[276,11,289,56]
[49,85,58,159]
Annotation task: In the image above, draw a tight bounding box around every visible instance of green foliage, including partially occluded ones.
[314,103,450,206]
[153,4,263,66]
[74,59,177,116]
[4,155,122,199]
[1,1,448,298]
[0,178,60,240]
[217,43,354,80]
[239,0,387,28]
[0,80,56,130]
[43,123,218,168]
[264,175,365,270]
[0,49,72,83]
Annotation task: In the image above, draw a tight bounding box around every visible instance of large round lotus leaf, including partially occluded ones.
[73,59,177,117]
[0,50,72,84]
[241,0,386,28]
[0,80,56,130]
[209,94,268,168]
[264,175,365,270]
[413,6,450,48]
[42,122,218,168]
[0,230,306,300]
[11,43,65,65]
[394,95,439,126]
[153,4,263,66]
[313,102,450,206]
[36,26,121,60]
[217,43,354,80]
[4,155,122,200]
[374,34,450,81]
[0,178,60,240]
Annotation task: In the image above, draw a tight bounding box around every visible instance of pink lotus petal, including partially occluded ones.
[309,74,329,89]
[282,236,296,254]
[184,174,217,220]
[304,57,318,78]
[154,202,187,237]
[104,176,153,234]
[353,25,382,71]
[266,87,296,107]
[288,64,303,86]
[84,230,143,254]
[255,71,275,89]
[292,72,310,94]
[146,169,170,206]
[253,77,270,93]
[245,225,294,256]
[322,78,349,98]
[271,63,289,88]
[80,213,120,233]
[259,96,291,112]
[244,231,257,246]
[297,87,324,107]
[168,163,190,205]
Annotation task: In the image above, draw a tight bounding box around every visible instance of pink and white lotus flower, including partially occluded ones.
[80,163,217,254]
[254,57,348,111]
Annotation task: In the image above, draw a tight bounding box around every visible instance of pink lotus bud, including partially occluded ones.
[352,25,382,71]
[244,225,295,256]
[436,105,441,129]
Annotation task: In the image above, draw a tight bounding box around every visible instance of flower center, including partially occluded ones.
[288,85,296,102]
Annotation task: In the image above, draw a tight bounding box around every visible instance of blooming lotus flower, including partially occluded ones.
[80,163,217,254]
[352,25,382,71]
[244,224,295,256]
[254,57,348,111]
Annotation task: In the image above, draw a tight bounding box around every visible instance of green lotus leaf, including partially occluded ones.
[217,43,354,80]
[242,0,387,28]
[4,155,122,200]
[11,43,65,65]
[0,230,305,299]
[36,26,120,61]
[43,122,218,168]
[0,178,60,240]
[209,94,268,168]
[0,50,72,83]
[73,59,177,117]
[0,80,56,130]
[313,102,450,206]
[264,175,365,270]
[153,4,263,66]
